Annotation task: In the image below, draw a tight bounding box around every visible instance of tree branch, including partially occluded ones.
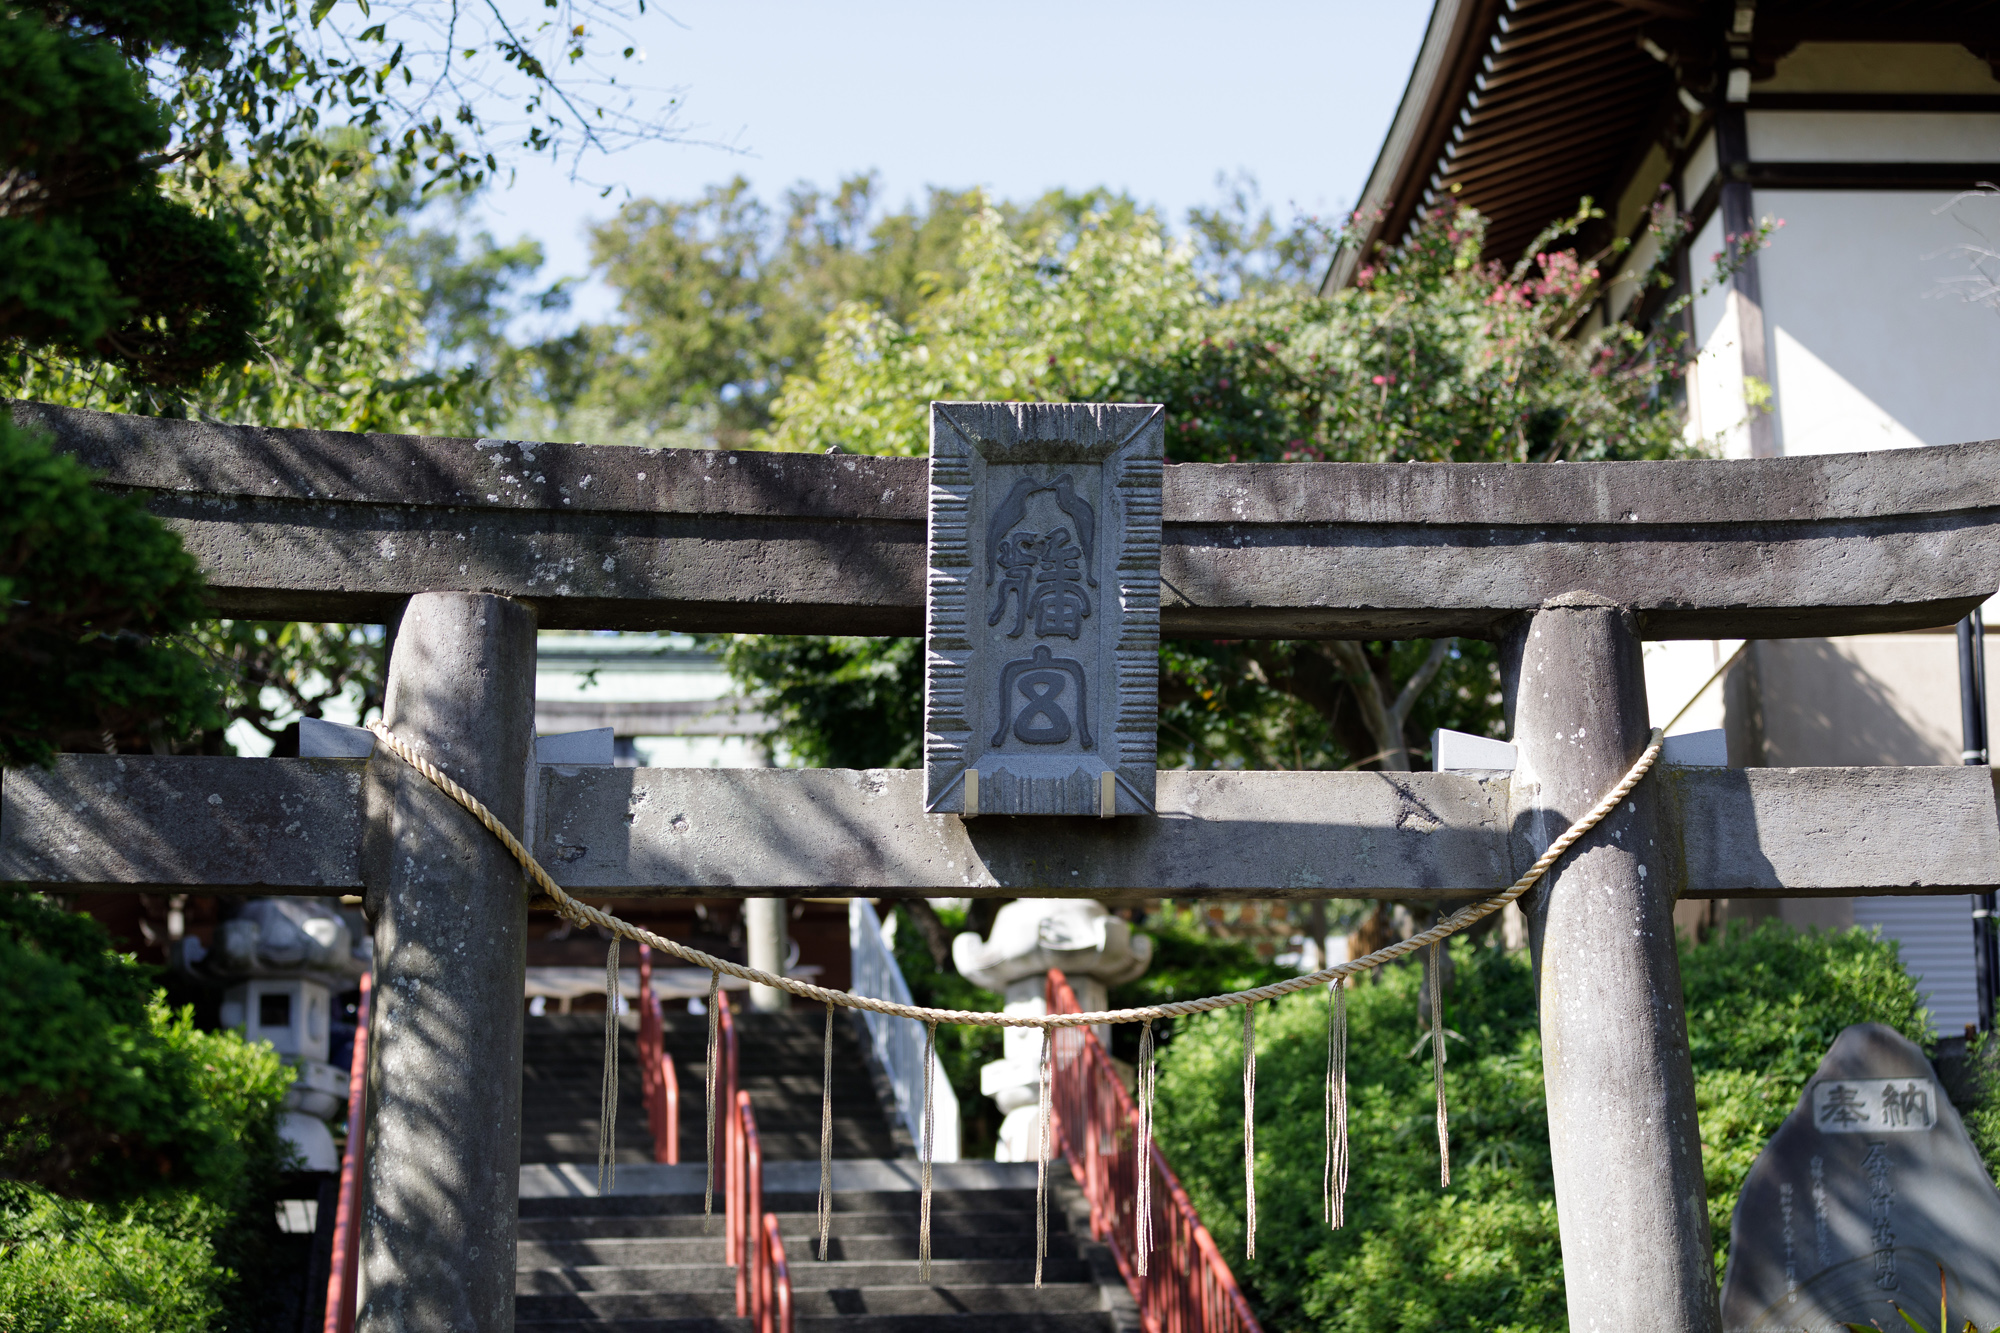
[1390,638,1454,730]
[1326,639,1409,770]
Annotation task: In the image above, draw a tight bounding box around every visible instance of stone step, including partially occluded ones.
[517,1314,1110,1333]
[519,1208,1056,1242]
[520,1178,1044,1215]
[519,1230,1081,1268]
[517,1264,1098,1305]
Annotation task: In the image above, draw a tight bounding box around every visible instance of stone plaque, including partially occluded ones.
[924,401,1163,817]
[1719,1023,2000,1332]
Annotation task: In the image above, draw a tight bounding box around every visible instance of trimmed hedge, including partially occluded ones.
[1152,923,1940,1332]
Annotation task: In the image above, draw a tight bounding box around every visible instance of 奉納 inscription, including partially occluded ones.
[1813,1078,1937,1134]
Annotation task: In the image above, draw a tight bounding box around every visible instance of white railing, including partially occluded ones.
[847,899,960,1162]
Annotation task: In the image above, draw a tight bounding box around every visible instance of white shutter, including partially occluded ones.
[1852,895,1980,1035]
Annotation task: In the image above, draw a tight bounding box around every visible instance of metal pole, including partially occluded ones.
[1960,609,1998,1034]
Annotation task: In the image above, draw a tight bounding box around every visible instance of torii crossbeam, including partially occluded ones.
[6,400,2000,1332]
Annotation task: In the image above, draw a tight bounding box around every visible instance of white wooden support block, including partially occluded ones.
[1661,729,1727,766]
[535,727,614,766]
[1433,728,1518,771]
[299,716,376,758]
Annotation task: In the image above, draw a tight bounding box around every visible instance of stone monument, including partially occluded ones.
[924,401,1164,817]
[953,899,1152,1161]
[1719,1022,2000,1331]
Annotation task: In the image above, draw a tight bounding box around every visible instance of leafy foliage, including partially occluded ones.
[766,198,1206,457]
[0,420,222,766]
[190,619,386,753]
[0,0,263,388]
[708,635,923,770]
[714,192,1711,776]
[0,895,299,1330]
[1151,924,1939,1331]
[0,894,293,1200]
[0,1187,228,1333]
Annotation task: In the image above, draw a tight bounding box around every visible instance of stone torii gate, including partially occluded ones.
[7,398,2000,1332]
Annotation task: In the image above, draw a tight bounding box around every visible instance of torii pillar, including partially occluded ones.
[1508,593,1716,1331]
[359,592,536,1331]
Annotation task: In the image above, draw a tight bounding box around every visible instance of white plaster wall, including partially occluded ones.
[1642,638,1743,736]
[1745,632,1989,1033]
[1747,110,2000,162]
[1754,187,2000,456]
[1685,210,1757,458]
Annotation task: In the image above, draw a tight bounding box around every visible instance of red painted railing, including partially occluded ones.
[1046,968,1262,1333]
[719,993,740,1264]
[759,1211,794,1333]
[323,972,372,1333]
[635,944,680,1163]
[727,1087,793,1333]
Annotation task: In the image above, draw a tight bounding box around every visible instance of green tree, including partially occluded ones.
[520,175,999,449]
[0,424,223,765]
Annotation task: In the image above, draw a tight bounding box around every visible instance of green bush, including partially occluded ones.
[0,894,296,1332]
[0,1188,228,1333]
[1151,923,1940,1332]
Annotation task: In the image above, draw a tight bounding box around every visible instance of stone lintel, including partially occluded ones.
[8,756,1999,900]
[1,754,366,892]
[17,400,2000,639]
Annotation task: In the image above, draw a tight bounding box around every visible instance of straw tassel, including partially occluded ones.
[598,937,620,1194]
[818,1002,835,1261]
[1243,1001,1257,1261]
[703,970,721,1217]
[919,1020,938,1282]
[1035,1024,1054,1288]
[1325,978,1349,1229]
[1430,942,1450,1188]
[1136,1018,1156,1275]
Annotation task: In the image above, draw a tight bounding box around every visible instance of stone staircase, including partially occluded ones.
[515,1009,1133,1331]
[520,1010,897,1165]
[515,1170,1127,1332]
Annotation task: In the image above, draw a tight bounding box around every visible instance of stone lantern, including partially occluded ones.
[188,897,372,1171]
[952,899,1151,1161]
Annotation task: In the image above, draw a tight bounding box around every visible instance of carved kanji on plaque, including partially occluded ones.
[924,402,1163,817]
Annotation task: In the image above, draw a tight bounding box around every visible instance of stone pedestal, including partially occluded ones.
[953,899,1151,1161]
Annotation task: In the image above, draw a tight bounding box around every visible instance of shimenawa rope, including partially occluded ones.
[367,676,1701,1271]
[365,720,1668,1030]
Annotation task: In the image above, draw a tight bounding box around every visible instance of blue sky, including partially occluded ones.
[468,0,1433,325]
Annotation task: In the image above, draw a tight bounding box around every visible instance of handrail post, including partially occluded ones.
[763,1212,792,1333]
[323,971,371,1333]
[637,944,661,1158]
[720,992,739,1265]
[661,1049,680,1165]
[736,1090,762,1322]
